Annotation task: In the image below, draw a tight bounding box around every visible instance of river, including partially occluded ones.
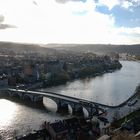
[0,61,140,139]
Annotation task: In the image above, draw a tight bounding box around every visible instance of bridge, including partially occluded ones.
[3,88,107,117]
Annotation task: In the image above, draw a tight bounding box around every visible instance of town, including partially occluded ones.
[0,42,122,89]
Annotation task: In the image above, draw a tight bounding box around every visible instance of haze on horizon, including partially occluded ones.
[0,0,140,45]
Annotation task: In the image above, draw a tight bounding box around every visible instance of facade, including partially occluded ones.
[24,64,40,83]
[46,121,68,140]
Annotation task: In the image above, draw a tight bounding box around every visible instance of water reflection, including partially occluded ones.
[0,99,17,126]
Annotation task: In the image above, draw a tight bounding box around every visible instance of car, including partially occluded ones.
[98,116,109,124]
[127,99,138,106]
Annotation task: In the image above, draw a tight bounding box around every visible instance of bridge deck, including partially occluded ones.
[8,88,113,108]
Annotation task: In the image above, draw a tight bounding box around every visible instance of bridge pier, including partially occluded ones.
[8,91,13,96]
[23,94,34,101]
[71,104,84,116]
[8,91,20,98]
[33,95,43,102]
[56,100,69,113]
[80,102,101,118]
[85,107,98,118]
[18,92,24,99]
[22,94,41,102]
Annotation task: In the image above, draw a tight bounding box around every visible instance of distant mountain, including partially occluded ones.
[51,44,140,55]
[0,41,140,55]
[0,41,57,55]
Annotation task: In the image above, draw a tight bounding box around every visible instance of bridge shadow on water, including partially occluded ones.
[0,95,47,111]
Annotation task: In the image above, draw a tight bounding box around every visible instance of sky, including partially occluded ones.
[0,0,140,44]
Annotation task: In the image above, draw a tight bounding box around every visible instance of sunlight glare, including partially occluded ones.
[0,99,17,126]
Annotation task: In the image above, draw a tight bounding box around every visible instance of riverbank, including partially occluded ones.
[98,91,140,140]
[99,84,140,130]
[111,109,140,129]
[42,59,122,88]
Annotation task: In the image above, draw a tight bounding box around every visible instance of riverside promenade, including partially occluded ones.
[100,85,140,130]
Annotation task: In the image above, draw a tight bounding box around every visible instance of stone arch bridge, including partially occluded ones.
[5,88,106,117]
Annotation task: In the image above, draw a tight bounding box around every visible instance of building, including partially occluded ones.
[46,121,68,140]
[24,64,41,83]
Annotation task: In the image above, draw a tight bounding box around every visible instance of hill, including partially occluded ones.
[0,41,140,56]
[51,44,140,55]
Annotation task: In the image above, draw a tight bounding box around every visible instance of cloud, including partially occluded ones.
[121,1,133,9]
[121,0,140,10]
[0,15,4,22]
[32,1,38,6]
[0,24,16,29]
[0,15,16,29]
[131,0,140,6]
[0,0,139,44]
[115,26,140,35]
[98,0,120,10]
[55,0,84,4]
[98,0,140,10]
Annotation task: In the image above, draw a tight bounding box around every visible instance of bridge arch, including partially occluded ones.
[79,101,103,117]
[43,96,82,114]
[23,94,34,101]
[8,91,21,98]
[66,102,84,115]
[34,95,43,102]
[47,97,69,113]
[43,97,58,112]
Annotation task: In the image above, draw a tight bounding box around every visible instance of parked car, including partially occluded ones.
[127,99,138,106]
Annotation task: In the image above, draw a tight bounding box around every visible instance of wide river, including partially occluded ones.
[0,61,140,139]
